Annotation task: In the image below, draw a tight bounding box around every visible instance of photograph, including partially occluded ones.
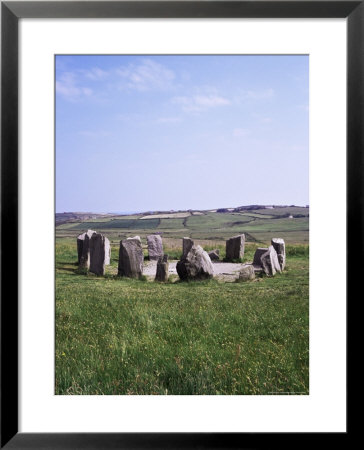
[55,54,309,396]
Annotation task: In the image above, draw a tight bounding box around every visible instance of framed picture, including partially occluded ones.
[1,1,357,447]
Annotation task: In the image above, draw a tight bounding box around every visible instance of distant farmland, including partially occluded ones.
[56,206,309,245]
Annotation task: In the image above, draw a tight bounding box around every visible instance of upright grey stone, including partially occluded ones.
[78,229,96,268]
[260,246,281,276]
[147,234,164,261]
[118,237,144,278]
[271,238,286,270]
[176,245,214,280]
[238,264,255,281]
[155,254,169,282]
[253,248,268,266]
[226,234,245,261]
[182,237,194,258]
[89,233,108,276]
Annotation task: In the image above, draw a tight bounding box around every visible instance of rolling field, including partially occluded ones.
[56,206,309,244]
[55,207,309,395]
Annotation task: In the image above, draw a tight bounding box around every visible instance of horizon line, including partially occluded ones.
[56,203,310,215]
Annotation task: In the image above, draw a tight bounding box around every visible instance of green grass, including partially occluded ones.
[249,207,309,217]
[186,212,254,230]
[158,218,186,230]
[238,212,276,219]
[132,218,161,229]
[55,240,309,395]
[241,217,309,233]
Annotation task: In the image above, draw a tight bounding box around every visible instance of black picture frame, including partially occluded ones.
[1,1,357,448]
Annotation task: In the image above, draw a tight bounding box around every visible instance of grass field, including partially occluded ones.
[55,232,309,395]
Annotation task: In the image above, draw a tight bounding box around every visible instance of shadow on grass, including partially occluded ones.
[173,278,216,286]
[56,267,78,274]
[57,261,78,266]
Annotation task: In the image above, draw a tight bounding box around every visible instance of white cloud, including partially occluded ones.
[194,95,230,107]
[247,88,274,99]
[116,58,175,91]
[235,88,275,103]
[172,94,231,112]
[83,67,109,81]
[56,72,93,101]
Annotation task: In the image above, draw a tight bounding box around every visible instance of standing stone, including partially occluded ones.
[78,229,96,268]
[226,234,245,261]
[118,237,144,278]
[208,249,220,261]
[271,238,286,270]
[89,233,108,276]
[104,237,111,265]
[238,264,256,281]
[253,246,280,276]
[182,237,194,258]
[176,245,214,280]
[260,246,281,276]
[155,254,169,282]
[147,234,164,261]
[253,248,268,266]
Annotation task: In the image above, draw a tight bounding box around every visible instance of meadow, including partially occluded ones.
[55,208,309,395]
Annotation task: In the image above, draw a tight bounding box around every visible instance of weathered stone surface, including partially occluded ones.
[104,237,111,265]
[260,246,281,276]
[226,234,245,261]
[118,237,144,278]
[127,235,141,241]
[78,229,96,268]
[155,254,169,282]
[182,237,194,258]
[208,249,220,261]
[176,245,214,280]
[147,234,164,261]
[89,233,108,276]
[253,248,268,266]
[271,238,286,270]
[238,264,256,281]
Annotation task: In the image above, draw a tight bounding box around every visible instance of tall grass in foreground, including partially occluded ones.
[55,242,309,395]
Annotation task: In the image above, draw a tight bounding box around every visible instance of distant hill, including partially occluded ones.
[57,204,308,221]
[55,212,113,225]
[56,204,309,244]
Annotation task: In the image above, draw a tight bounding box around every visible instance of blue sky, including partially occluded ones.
[56,55,308,213]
